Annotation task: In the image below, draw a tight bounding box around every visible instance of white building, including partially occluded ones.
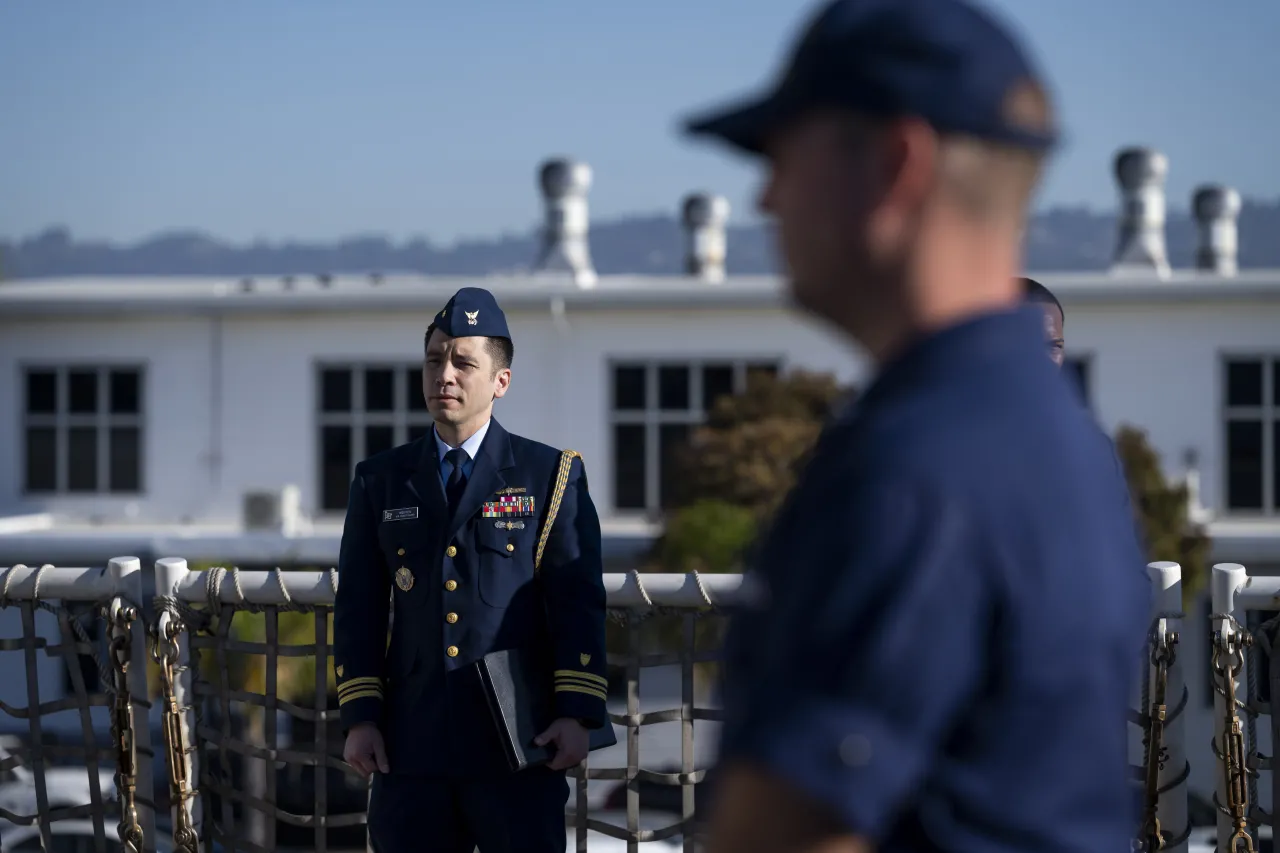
[0,150,1277,804]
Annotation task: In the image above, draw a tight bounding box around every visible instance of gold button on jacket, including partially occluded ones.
[446,545,458,557]
[446,612,459,624]
[444,579,457,591]
[446,645,459,657]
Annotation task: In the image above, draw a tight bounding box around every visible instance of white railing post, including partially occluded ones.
[1211,562,1250,851]
[109,557,158,853]
[1146,561,1188,853]
[153,557,203,848]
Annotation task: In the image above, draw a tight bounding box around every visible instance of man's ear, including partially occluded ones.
[492,368,512,399]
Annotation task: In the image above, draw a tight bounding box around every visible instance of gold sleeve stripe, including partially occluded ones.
[555,683,607,701]
[338,687,383,705]
[554,669,607,687]
[337,677,382,695]
[554,676,607,695]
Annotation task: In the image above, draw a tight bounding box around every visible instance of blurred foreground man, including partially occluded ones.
[682,0,1150,851]
[333,287,608,853]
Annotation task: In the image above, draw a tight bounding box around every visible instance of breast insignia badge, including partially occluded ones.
[395,567,414,592]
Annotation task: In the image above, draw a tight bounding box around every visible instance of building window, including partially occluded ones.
[22,366,144,494]
[317,364,434,512]
[609,359,781,513]
[1222,357,1280,513]
[1064,357,1090,406]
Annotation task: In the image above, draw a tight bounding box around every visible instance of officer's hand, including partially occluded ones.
[343,723,389,779]
[535,717,589,771]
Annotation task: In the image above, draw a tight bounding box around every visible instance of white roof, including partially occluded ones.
[2,270,1280,316]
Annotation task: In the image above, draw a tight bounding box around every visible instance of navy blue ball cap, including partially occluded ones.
[683,0,1057,155]
[428,287,511,342]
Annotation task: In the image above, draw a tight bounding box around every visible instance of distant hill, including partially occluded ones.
[3,199,1279,279]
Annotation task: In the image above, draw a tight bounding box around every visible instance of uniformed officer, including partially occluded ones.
[333,286,608,853]
[681,1,1151,851]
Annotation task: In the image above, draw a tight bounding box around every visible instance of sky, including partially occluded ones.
[2,0,1277,247]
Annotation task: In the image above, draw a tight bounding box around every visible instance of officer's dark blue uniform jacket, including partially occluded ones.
[332,418,608,777]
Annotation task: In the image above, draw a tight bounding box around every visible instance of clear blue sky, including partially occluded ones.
[2,0,1276,246]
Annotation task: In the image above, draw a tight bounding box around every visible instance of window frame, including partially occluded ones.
[607,356,785,515]
[1219,353,1278,516]
[314,361,436,515]
[19,363,147,496]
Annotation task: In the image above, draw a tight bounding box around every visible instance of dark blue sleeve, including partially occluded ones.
[720,476,989,840]
[540,456,609,726]
[1110,439,1136,524]
[333,461,391,731]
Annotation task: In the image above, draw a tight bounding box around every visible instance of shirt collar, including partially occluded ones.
[434,419,491,464]
[852,306,1048,418]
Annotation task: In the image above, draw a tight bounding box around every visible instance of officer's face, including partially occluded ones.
[423,332,511,427]
[1037,302,1065,367]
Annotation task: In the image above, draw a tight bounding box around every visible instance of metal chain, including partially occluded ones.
[1138,627,1179,851]
[1213,623,1256,853]
[151,615,200,853]
[107,600,145,853]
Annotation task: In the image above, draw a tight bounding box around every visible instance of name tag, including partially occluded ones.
[382,507,419,523]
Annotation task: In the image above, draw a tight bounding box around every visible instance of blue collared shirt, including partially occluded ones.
[718,307,1150,852]
[434,419,490,486]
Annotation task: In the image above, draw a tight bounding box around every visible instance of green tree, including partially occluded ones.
[673,369,851,522]
[652,500,757,574]
[627,371,850,700]
[1114,424,1211,606]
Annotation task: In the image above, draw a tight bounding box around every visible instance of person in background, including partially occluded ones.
[1022,274,1138,524]
[679,0,1152,850]
[1022,276,1065,366]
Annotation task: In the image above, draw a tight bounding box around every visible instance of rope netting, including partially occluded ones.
[0,560,1198,853]
[153,567,366,853]
[0,563,149,853]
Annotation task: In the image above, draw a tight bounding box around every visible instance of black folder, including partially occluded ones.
[475,647,618,772]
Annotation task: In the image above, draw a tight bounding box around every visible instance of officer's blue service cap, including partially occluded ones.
[428,287,512,342]
[682,0,1057,156]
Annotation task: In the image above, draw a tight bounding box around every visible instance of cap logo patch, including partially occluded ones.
[1001,78,1052,136]
[465,310,479,325]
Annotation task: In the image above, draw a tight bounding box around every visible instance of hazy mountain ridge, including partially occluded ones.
[3,199,1278,279]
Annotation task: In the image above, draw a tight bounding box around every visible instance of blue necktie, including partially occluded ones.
[445,448,469,517]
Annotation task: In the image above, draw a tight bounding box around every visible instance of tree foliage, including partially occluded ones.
[673,370,851,522]
[652,499,757,574]
[647,369,850,575]
[1113,424,1211,603]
